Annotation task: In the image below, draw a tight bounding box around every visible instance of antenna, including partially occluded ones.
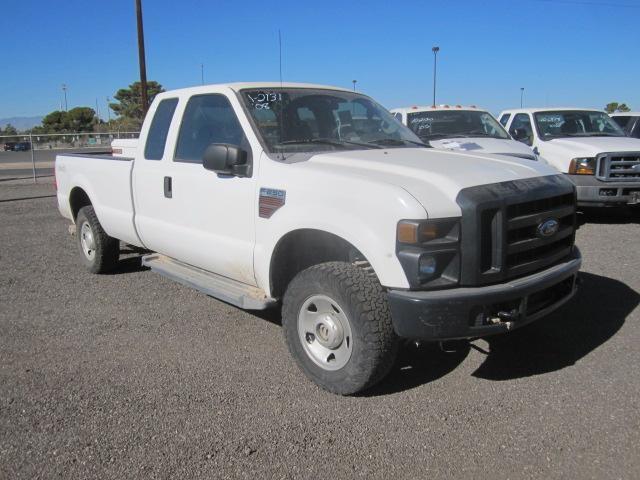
[278,29,283,87]
[278,29,285,159]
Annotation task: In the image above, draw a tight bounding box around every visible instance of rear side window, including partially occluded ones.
[144,98,179,160]
[175,94,246,163]
[499,113,511,127]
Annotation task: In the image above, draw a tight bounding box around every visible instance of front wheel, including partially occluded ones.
[282,262,399,395]
[76,205,119,274]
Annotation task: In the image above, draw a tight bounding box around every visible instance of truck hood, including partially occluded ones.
[305,148,560,217]
[544,136,640,157]
[429,137,536,158]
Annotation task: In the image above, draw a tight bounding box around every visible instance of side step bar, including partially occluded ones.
[142,254,276,310]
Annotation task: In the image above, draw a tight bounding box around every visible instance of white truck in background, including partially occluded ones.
[56,83,581,394]
[391,105,541,161]
[499,108,640,208]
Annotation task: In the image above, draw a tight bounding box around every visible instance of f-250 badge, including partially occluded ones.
[259,188,286,219]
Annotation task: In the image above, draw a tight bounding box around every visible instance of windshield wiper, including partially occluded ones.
[368,138,430,148]
[559,132,623,138]
[276,138,381,149]
[580,132,624,137]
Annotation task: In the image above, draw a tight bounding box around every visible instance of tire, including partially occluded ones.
[282,261,399,395]
[76,205,119,274]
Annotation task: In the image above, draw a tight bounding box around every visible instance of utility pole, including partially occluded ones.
[106,97,111,122]
[135,0,149,115]
[62,84,68,111]
[432,46,440,107]
[95,98,100,122]
[352,79,357,92]
[201,64,204,85]
[520,87,525,108]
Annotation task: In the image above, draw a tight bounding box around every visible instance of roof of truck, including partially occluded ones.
[390,105,485,114]
[157,82,354,96]
[609,111,640,117]
[499,107,606,115]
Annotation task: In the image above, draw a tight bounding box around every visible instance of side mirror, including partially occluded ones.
[512,128,529,142]
[202,144,250,177]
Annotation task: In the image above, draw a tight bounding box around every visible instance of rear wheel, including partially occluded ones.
[282,261,399,395]
[76,205,119,274]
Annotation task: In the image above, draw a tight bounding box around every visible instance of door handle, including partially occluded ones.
[164,176,172,198]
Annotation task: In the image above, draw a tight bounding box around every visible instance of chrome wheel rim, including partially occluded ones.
[298,294,353,371]
[80,221,96,261]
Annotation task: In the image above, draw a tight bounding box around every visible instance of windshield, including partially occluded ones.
[406,110,510,141]
[240,88,427,154]
[534,110,626,139]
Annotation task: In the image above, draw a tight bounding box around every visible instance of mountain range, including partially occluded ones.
[0,116,43,132]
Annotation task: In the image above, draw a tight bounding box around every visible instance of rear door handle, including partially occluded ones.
[164,176,172,198]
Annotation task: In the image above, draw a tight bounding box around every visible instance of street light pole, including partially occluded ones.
[201,64,204,85]
[135,0,149,115]
[106,97,111,123]
[432,46,440,107]
[62,84,68,111]
[352,79,357,92]
[520,87,525,108]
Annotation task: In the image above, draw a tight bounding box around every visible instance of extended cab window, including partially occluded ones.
[144,98,178,160]
[499,113,510,127]
[509,113,534,145]
[175,94,246,163]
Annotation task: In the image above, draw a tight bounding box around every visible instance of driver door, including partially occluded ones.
[137,92,258,286]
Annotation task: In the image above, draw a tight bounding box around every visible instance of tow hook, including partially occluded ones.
[486,309,519,330]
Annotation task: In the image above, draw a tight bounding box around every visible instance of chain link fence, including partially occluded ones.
[0,132,139,182]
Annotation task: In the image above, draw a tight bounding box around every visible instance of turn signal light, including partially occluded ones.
[568,157,596,175]
[397,221,444,244]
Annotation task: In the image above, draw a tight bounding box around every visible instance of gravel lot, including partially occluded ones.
[1,181,639,479]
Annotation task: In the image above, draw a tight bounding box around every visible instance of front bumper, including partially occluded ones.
[387,248,581,340]
[569,174,640,207]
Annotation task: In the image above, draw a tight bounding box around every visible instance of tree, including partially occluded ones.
[40,108,96,133]
[67,107,97,132]
[2,124,18,135]
[109,81,164,124]
[42,110,69,132]
[605,102,631,114]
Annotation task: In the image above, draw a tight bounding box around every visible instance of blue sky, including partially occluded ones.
[1,0,638,119]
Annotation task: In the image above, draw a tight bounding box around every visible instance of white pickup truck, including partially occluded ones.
[390,105,540,161]
[56,83,582,394]
[499,108,640,207]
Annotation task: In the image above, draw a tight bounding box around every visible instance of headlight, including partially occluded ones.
[568,157,596,175]
[396,218,460,289]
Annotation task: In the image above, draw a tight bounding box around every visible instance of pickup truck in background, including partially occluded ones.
[610,112,640,139]
[390,105,541,161]
[499,108,640,208]
[56,83,582,394]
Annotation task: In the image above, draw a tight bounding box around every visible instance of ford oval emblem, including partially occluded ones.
[537,218,559,238]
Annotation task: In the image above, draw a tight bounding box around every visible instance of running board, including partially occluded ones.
[141,254,275,310]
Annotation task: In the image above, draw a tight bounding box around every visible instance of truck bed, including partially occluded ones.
[55,152,142,247]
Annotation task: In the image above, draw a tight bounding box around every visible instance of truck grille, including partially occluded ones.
[596,153,640,182]
[457,176,577,287]
[505,193,575,278]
